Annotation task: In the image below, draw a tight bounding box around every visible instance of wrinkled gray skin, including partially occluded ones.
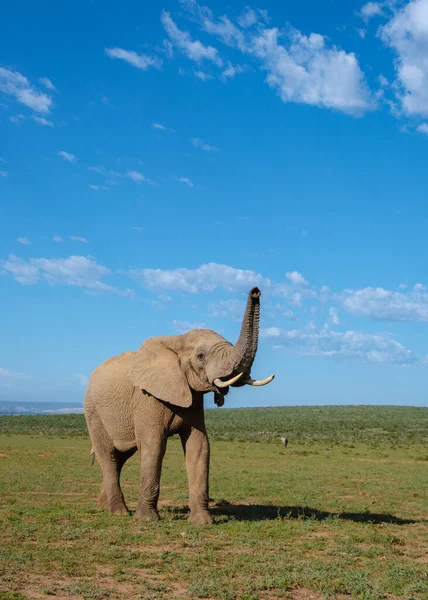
[84,287,266,525]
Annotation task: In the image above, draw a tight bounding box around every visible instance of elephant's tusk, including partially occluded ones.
[213,372,244,388]
[244,374,275,386]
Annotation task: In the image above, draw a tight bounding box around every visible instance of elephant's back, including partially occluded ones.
[85,351,136,401]
[99,350,136,370]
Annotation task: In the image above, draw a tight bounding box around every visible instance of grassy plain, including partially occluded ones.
[0,406,427,600]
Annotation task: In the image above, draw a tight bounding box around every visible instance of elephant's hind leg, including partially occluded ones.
[97,448,136,514]
[88,411,134,515]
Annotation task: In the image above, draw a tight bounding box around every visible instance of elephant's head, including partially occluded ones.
[130,287,274,408]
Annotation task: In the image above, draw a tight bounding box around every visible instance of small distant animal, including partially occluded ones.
[280,437,288,447]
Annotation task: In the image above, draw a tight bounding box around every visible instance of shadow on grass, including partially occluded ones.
[209,503,425,525]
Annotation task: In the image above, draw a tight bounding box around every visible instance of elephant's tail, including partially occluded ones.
[90,447,96,466]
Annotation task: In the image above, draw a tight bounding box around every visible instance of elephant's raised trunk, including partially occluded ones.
[233,286,261,375]
[210,287,274,391]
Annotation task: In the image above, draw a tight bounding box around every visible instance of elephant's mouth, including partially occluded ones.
[210,370,275,407]
[211,372,241,407]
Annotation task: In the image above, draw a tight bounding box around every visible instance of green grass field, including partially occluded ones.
[0,406,427,600]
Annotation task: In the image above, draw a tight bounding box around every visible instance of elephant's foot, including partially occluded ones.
[109,502,130,515]
[134,506,160,521]
[97,488,129,515]
[188,509,213,525]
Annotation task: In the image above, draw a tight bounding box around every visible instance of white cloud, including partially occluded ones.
[182,1,371,115]
[88,166,119,188]
[172,320,206,333]
[76,374,89,386]
[38,77,56,91]
[328,307,341,325]
[105,47,162,70]
[414,282,426,291]
[380,0,428,116]
[10,114,25,124]
[273,277,317,308]
[339,285,428,321]
[193,70,214,80]
[378,73,389,88]
[89,184,108,191]
[128,262,270,294]
[417,122,428,134]
[58,151,77,163]
[16,237,31,245]
[163,39,175,58]
[267,303,296,320]
[133,226,143,232]
[1,254,133,296]
[88,165,116,176]
[251,28,371,115]
[181,0,246,48]
[360,2,384,21]
[209,298,244,320]
[161,10,223,66]
[285,270,308,286]
[261,323,416,365]
[191,137,219,151]
[237,8,259,28]
[127,170,150,184]
[0,67,53,113]
[0,170,7,177]
[153,122,175,132]
[290,292,303,307]
[221,63,245,79]
[0,367,31,381]
[175,176,194,187]
[70,236,88,243]
[53,236,63,243]
[33,115,53,127]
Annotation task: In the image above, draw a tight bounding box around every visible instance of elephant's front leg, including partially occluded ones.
[181,427,213,525]
[134,435,167,521]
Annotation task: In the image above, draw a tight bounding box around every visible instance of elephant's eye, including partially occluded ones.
[197,352,205,361]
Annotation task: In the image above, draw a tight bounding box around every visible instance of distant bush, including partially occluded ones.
[0,413,88,437]
[205,405,428,446]
[0,405,427,446]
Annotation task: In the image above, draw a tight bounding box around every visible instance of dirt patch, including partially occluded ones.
[1,571,190,600]
[158,499,176,507]
[0,452,8,457]
[5,491,87,496]
[351,458,421,464]
[284,589,324,600]
[414,555,428,564]
[127,543,185,554]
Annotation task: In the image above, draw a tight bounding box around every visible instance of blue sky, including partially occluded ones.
[1,0,428,408]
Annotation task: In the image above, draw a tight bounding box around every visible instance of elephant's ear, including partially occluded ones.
[130,336,193,408]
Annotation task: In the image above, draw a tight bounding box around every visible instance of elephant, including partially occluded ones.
[84,286,274,525]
